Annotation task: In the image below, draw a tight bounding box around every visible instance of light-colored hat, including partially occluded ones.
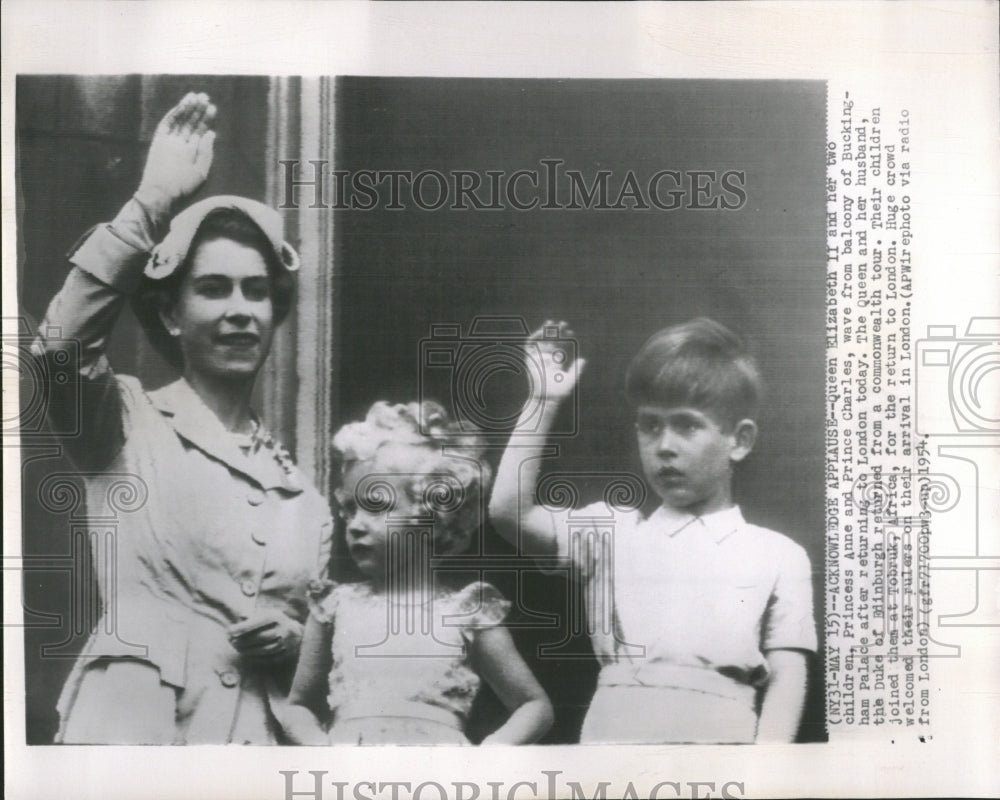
[145,195,300,280]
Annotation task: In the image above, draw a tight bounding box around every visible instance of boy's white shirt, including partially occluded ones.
[548,501,817,686]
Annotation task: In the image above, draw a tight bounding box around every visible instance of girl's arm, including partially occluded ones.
[32,93,215,469]
[487,322,585,557]
[469,625,554,745]
[756,649,809,742]
[280,614,334,745]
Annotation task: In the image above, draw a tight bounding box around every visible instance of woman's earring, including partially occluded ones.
[168,328,181,337]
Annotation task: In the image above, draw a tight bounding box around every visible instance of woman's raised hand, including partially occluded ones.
[136,92,217,210]
[525,320,585,406]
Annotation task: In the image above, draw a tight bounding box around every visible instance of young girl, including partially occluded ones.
[281,401,553,745]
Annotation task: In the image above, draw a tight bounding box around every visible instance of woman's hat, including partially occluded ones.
[145,195,300,280]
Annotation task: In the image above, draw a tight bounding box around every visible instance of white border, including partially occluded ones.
[4,3,998,799]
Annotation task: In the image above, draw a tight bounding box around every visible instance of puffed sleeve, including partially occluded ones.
[453,582,512,643]
[762,540,818,653]
[306,578,339,625]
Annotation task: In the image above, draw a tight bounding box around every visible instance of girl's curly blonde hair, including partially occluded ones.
[332,401,491,555]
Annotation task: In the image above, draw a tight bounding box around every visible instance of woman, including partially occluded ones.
[33,93,333,744]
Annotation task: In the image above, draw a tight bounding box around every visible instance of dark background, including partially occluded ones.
[16,75,826,743]
[333,78,827,742]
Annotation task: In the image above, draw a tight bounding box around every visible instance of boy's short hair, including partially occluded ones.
[625,317,763,428]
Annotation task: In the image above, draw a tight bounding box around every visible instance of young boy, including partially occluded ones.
[489,318,816,744]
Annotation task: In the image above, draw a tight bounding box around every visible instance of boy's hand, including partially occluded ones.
[136,92,217,213]
[525,320,586,406]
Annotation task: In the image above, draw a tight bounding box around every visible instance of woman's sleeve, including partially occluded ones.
[454,582,512,642]
[314,519,335,583]
[31,196,167,470]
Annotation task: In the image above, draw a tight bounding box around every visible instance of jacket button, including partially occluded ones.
[251,530,267,546]
[247,488,265,506]
[220,671,239,688]
[240,579,258,597]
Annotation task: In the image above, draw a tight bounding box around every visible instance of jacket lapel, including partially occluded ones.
[148,379,303,493]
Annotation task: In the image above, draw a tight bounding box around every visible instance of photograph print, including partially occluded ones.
[15,74,827,747]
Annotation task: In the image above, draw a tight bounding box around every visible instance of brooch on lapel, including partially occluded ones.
[252,426,295,476]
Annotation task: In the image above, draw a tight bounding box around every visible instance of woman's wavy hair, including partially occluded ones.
[332,401,492,557]
[131,208,296,370]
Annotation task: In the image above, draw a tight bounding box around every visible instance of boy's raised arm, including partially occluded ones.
[488,322,585,558]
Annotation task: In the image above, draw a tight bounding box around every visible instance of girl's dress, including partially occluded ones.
[308,580,510,745]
